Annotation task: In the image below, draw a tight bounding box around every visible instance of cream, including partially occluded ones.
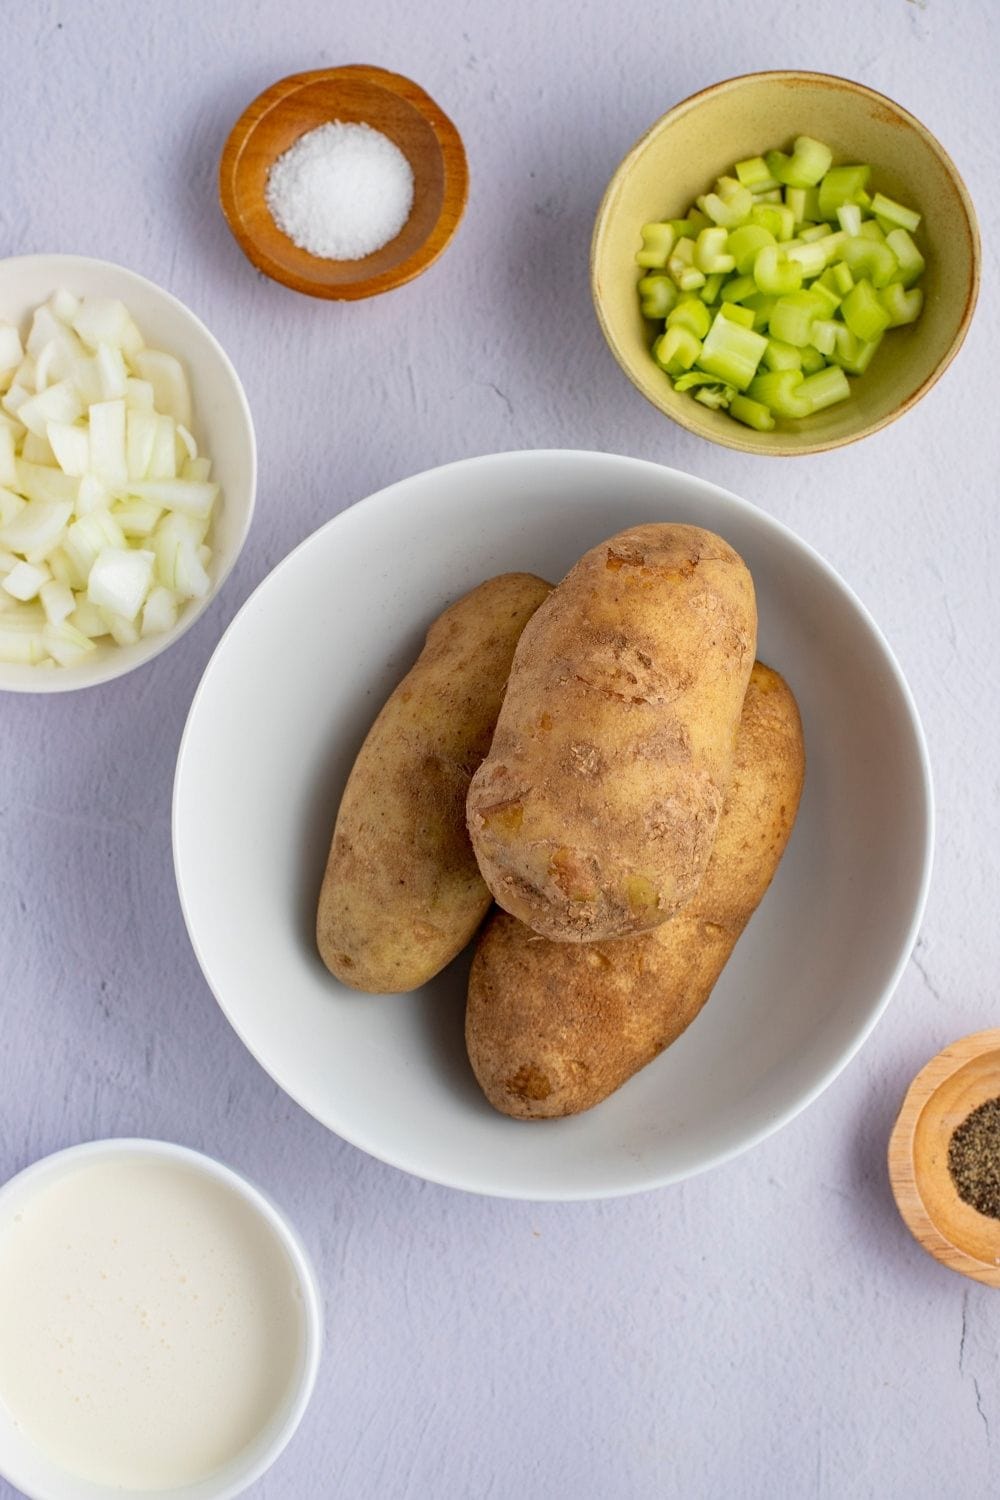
[0,1154,304,1491]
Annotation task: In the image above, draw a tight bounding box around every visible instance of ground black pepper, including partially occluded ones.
[947,1096,1000,1219]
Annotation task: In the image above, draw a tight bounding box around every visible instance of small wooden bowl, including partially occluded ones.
[219,66,469,300]
[889,1030,1000,1286]
[591,70,981,456]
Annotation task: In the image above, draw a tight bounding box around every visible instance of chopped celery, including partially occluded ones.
[750,203,795,241]
[695,228,736,274]
[798,366,851,412]
[879,283,923,327]
[667,298,712,338]
[885,228,925,286]
[762,339,802,372]
[696,186,753,228]
[818,164,871,219]
[840,236,897,288]
[753,245,802,295]
[747,369,811,418]
[638,274,678,319]
[695,313,767,389]
[720,274,758,304]
[636,138,924,432]
[719,303,756,329]
[841,278,892,341]
[768,291,824,348]
[636,223,676,267]
[726,224,776,274]
[653,326,701,373]
[693,384,736,410]
[870,191,921,233]
[729,393,775,431]
[809,318,840,357]
[735,156,779,191]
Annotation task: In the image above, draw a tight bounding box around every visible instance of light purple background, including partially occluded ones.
[2,2,998,1496]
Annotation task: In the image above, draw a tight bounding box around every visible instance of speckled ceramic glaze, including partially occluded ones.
[591,70,981,456]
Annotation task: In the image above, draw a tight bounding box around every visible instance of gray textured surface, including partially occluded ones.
[1,1,999,1496]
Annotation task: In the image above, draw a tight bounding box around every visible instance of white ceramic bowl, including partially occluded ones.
[0,255,256,693]
[0,1139,322,1500]
[173,450,933,1200]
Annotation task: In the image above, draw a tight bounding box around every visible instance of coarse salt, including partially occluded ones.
[265,120,414,261]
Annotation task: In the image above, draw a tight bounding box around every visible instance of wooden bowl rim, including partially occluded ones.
[590,68,982,457]
[888,1028,1000,1287]
[219,64,469,301]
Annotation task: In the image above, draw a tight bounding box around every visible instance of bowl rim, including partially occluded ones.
[0,252,257,694]
[590,68,982,457]
[0,1137,323,1500]
[218,64,470,301]
[172,447,935,1201]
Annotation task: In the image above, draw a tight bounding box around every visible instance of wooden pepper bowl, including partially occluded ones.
[219,66,469,300]
[889,1030,1000,1286]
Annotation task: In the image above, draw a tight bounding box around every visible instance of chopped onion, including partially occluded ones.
[0,289,219,666]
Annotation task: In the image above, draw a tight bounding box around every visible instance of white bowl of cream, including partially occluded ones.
[0,1139,321,1500]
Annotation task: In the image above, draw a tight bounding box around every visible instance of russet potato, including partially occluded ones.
[466,662,805,1118]
[466,524,757,943]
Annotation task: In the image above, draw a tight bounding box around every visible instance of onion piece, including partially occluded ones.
[40,578,75,624]
[2,559,49,601]
[43,620,95,666]
[47,421,90,477]
[0,497,73,555]
[88,400,127,487]
[130,478,217,520]
[87,546,154,620]
[132,349,191,428]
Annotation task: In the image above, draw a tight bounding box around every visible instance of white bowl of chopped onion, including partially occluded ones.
[0,254,256,691]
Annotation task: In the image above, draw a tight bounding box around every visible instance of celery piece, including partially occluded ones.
[695,312,767,390]
[677,268,706,291]
[762,338,802,373]
[720,274,758,304]
[636,223,675,268]
[885,228,925,287]
[837,203,862,237]
[855,188,873,210]
[799,223,829,244]
[829,327,882,375]
[715,176,745,203]
[818,165,871,220]
[841,278,892,341]
[808,282,842,317]
[668,238,708,291]
[786,186,807,225]
[729,393,776,431]
[653,326,701,374]
[870,191,921,233]
[698,273,726,304]
[695,227,736,274]
[857,220,886,243]
[750,203,796,242]
[753,188,783,204]
[668,219,697,240]
[673,371,730,393]
[719,303,756,329]
[766,137,832,189]
[638,274,678,320]
[743,292,778,331]
[784,241,827,279]
[735,156,778,192]
[809,318,840,357]
[764,150,795,186]
[747,369,811,418]
[801,187,821,222]
[768,291,824,348]
[753,245,802,296]
[667,298,712,339]
[831,261,855,295]
[726,225,776,275]
[813,230,848,265]
[696,187,753,229]
[798,366,851,412]
[686,208,711,232]
[799,344,826,374]
[875,216,896,236]
[879,283,923,327]
[693,384,736,410]
[841,237,897,288]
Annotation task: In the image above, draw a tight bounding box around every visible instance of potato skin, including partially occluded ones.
[466,524,756,942]
[466,663,804,1118]
[317,573,552,993]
